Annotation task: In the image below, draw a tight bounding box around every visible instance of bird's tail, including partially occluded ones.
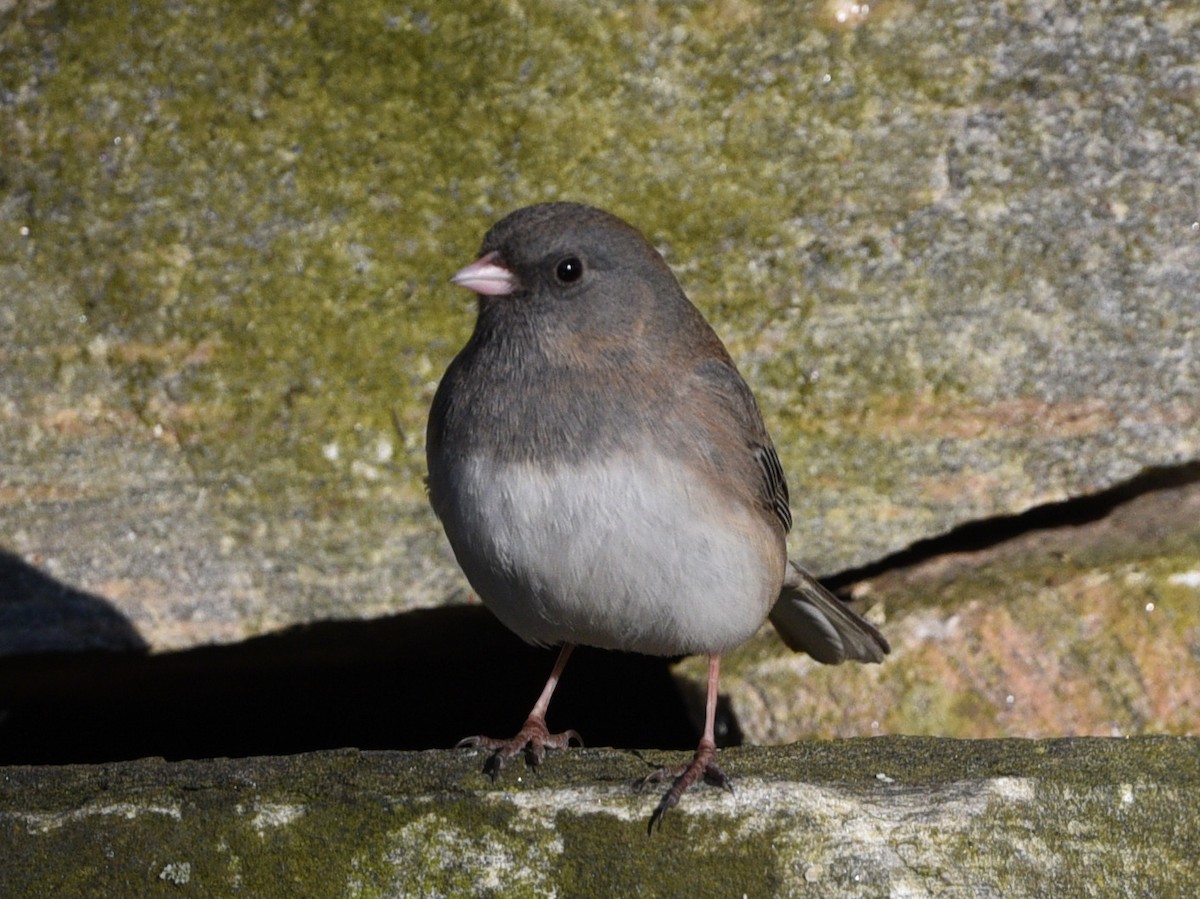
[768,561,890,664]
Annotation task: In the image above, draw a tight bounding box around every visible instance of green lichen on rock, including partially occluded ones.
[3,740,1199,896]
[2,0,1198,649]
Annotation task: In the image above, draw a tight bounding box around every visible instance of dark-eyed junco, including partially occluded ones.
[426,202,889,831]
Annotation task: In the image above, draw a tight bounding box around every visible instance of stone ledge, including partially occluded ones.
[2,737,1197,897]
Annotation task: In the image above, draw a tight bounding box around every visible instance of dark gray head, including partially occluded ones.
[458,203,673,296]
[450,202,706,349]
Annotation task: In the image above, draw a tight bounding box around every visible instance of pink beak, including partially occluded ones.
[451,251,518,297]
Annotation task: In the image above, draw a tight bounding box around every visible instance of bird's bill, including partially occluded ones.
[451,251,518,296]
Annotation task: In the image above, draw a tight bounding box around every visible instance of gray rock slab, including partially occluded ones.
[2,0,1197,653]
[2,739,1197,897]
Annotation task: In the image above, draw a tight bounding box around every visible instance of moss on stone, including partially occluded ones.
[3,741,1199,895]
[3,0,1198,648]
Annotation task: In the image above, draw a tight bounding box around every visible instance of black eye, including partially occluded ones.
[555,256,584,283]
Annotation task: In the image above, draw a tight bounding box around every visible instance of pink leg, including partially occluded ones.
[639,653,732,833]
[458,644,583,779]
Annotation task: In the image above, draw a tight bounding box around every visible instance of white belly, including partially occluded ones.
[434,451,782,655]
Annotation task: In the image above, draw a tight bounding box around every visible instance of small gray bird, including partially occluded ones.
[426,202,888,831]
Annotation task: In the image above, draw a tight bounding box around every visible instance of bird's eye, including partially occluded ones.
[554,256,584,283]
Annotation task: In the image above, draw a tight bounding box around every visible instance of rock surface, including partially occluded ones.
[3,739,1198,897]
[2,0,1197,657]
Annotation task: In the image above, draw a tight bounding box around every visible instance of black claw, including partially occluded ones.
[647,795,676,835]
[481,752,506,781]
[706,769,734,793]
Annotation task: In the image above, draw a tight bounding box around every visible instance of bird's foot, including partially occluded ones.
[637,739,732,833]
[457,715,583,781]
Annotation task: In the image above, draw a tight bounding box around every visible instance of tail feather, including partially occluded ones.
[768,561,890,664]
